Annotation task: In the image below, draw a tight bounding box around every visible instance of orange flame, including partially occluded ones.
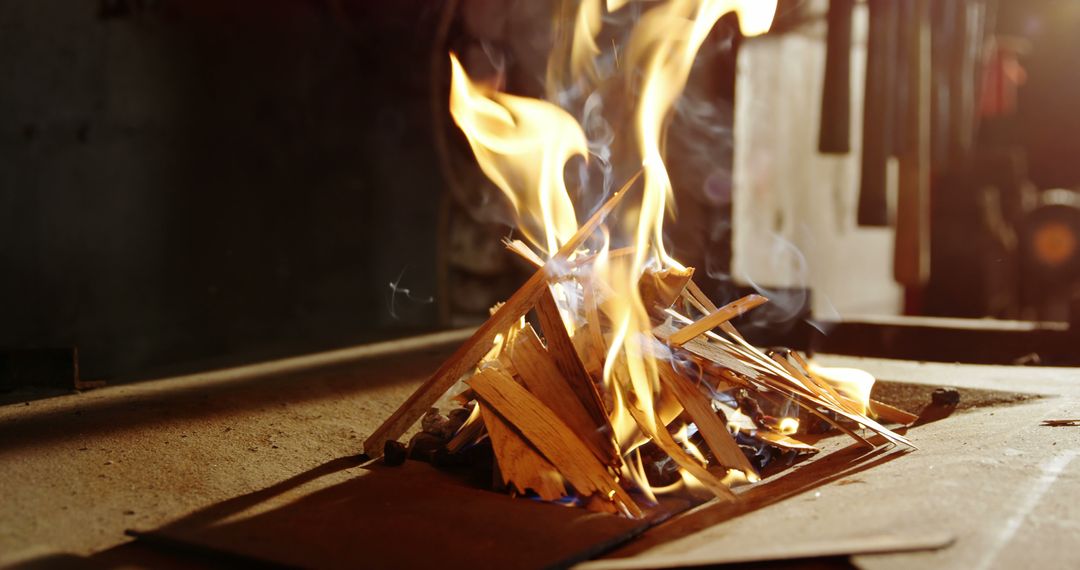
[449,0,777,499]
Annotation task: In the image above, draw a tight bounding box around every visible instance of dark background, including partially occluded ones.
[1,1,447,381]
[5,0,1080,383]
[1004,0,1080,189]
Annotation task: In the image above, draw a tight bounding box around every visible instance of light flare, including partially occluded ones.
[571,0,604,80]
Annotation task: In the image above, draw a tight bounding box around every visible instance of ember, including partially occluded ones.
[365,0,913,517]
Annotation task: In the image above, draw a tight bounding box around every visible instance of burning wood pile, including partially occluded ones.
[365,0,913,517]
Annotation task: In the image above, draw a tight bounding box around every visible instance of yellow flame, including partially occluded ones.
[674,424,707,464]
[602,0,778,459]
[806,363,876,416]
[571,0,604,81]
[449,0,776,502]
[721,467,758,486]
[448,54,585,256]
[777,417,800,435]
[607,0,631,12]
[736,0,779,36]
[626,0,777,270]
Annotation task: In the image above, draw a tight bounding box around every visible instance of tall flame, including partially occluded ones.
[448,56,587,257]
[449,0,776,496]
[627,0,778,270]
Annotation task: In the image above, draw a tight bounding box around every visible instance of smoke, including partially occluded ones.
[574,90,617,216]
[459,0,753,264]
[387,266,434,319]
[720,228,842,335]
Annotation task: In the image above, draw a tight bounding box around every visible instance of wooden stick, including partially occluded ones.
[363,172,640,457]
[771,353,852,413]
[503,238,545,268]
[505,239,635,271]
[362,270,547,457]
[480,405,567,501]
[445,403,484,453]
[582,277,608,378]
[785,349,854,410]
[784,351,913,430]
[751,430,819,453]
[469,368,642,517]
[624,402,737,501]
[657,321,764,382]
[753,384,875,448]
[870,399,918,425]
[509,325,617,467]
[639,267,695,313]
[1042,419,1080,427]
[535,287,612,435]
[665,301,909,448]
[668,294,769,347]
[682,280,751,346]
[657,364,756,475]
[674,288,790,382]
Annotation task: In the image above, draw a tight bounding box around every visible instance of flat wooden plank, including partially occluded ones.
[535,288,612,438]
[469,368,642,517]
[509,326,617,467]
[481,405,567,501]
[139,462,657,570]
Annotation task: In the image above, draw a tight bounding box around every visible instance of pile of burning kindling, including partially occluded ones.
[364,0,914,517]
[365,183,914,517]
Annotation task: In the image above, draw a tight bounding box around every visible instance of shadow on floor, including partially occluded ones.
[7,444,901,570]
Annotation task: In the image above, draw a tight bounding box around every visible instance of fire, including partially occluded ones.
[448,55,586,257]
[776,417,800,435]
[806,363,876,417]
[450,0,777,501]
[413,0,912,513]
[674,424,707,464]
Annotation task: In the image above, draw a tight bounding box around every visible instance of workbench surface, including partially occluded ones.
[1,332,1077,569]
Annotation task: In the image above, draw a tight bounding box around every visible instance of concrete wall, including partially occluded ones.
[733,1,903,319]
